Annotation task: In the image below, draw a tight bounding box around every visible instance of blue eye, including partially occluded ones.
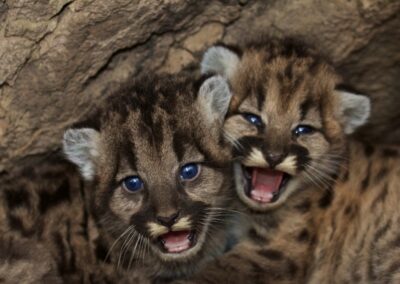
[180,163,200,181]
[243,113,262,126]
[293,125,315,136]
[122,176,144,193]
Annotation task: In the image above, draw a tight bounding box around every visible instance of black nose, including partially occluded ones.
[265,153,284,168]
[156,211,180,227]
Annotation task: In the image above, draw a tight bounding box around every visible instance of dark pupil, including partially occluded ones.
[181,164,198,179]
[125,177,141,191]
[295,125,313,135]
[245,114,261,126]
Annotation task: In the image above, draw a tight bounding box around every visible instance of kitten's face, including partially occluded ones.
[201,40,370,212]
[63,75,235,270]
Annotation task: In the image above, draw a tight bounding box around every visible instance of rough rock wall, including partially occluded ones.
[0,0,399,173]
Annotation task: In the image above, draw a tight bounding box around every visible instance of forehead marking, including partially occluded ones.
[119,130,138,171]
[300,98,314,121]
[173,130,190,162]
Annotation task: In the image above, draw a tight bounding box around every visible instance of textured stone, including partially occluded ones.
[0,0,399,172]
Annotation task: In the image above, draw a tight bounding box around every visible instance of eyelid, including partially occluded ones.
[296,119,322,129]
[117,175,139,185]
[180,160,204,167]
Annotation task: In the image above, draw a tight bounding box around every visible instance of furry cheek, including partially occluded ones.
[184,170,225,203]
[109,188,143,223]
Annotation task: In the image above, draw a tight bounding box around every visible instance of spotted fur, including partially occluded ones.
[0,74,246,282]
[178,38,400,283]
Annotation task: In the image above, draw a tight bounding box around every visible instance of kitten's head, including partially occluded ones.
[63,74,234,275]
[201,38,370,212]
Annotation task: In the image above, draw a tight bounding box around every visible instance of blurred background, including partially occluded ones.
[0,0,399,175]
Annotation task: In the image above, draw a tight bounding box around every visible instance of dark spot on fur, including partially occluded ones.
[363,144,375,157]
[387,261,400,279]
[297,228,310,243]
[344,204,358,219]
[53,232,70,274]
[382,148,398,157]
[374,167,388,184]
[299,98,314,121]
[258,249,284,261]
[4,188,30,210]
[371,183,389,208]
[294,199,312,213]
[341,168,350,182]
[289,144,310,171]
[256,81,266,111]
[233,136,265,158]
[249,228,269,246]
[119,137,138,171]
[172,130,190,162]
[95,239,110,263]
[360,163,371,192]
[373,219,392,242]
[286,259,299,278]
[7,214,34,237]
[39,179,71,213]
[318,190,334,209]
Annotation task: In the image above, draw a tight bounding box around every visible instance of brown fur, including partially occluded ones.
[178,38,400,283]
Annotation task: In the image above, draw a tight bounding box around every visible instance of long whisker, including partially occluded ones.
[118,228,135,269]
[104,225,134,264]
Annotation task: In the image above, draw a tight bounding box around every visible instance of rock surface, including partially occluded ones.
[1,0,399,172]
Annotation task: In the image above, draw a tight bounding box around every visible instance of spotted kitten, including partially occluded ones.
[0,73,246,283]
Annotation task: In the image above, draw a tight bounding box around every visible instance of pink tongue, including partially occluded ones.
[251,168,284,203]
[161,231,191,253]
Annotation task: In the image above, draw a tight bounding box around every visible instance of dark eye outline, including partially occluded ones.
[179,163,201,181]
[122,176,144,193]
[293,125,315,137]
[243,113,263,127]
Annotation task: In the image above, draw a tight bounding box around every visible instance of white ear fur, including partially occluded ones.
[63,128,100,180]
[201,46,240,78]
[337,91,371,134]
[198,76,232,123]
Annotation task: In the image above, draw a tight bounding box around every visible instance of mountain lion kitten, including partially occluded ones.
[174,38,400,283]
[1,73,245,283]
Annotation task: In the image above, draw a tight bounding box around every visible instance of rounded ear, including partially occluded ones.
[201,46,240,79]
[336,90,371,134]
[197,76,232,125]
[63,128,100,180]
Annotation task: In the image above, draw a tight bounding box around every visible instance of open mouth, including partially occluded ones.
[158,230,196,254]
[243,167,291,204]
